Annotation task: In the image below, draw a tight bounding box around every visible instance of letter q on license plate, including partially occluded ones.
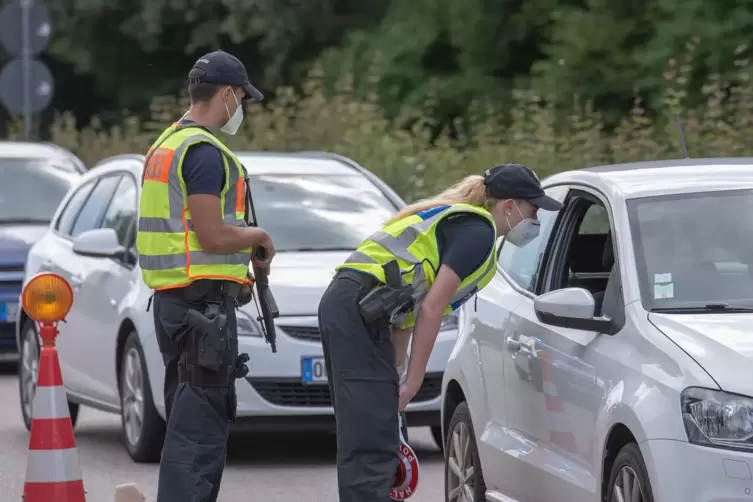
[301,356,328,384]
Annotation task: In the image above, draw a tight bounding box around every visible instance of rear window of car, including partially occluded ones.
[248,173,398,252]
[0,159,77,223]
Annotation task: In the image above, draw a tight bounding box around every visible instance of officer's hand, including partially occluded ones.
[233,353,250,379]
[398,372,424,411]
[252,240,276,269]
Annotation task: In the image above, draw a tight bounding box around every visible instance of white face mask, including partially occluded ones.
[220,91,243,135]
[505,201,540,247]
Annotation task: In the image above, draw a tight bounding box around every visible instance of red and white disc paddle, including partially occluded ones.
[391,414,419,500]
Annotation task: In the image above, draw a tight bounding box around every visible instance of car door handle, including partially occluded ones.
[507,336,536,354]
[506,336,522,352]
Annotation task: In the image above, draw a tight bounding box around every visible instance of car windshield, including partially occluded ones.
[248,173,398,252]
[628,189,753,310]
[0,159,76,223]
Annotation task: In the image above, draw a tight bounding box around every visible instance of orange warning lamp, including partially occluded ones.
[21,272,74,324]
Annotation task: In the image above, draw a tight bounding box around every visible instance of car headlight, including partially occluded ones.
[237,310,263,337]
[440,311,459,332]
[681,387,753,451]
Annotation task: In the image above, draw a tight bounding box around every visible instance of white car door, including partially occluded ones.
[69,167,140,405]
[465,241,522,494]
[53,174,122,398]
[502,188,619,502]
[490,185,568,501]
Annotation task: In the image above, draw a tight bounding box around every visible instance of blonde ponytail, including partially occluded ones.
[387,175,495,224]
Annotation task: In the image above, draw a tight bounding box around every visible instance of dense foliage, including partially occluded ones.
[2,0,753,131]
[5,40,752,202]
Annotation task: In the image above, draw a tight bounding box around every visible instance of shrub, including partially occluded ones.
[7,39,753,202]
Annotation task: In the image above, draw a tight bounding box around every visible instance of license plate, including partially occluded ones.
[0,302,18,323]
[301,356,328,384]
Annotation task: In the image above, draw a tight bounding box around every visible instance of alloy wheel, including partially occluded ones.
[122,346,145,446]
[447,421,476,502]
[612,465,645,502]
[20,326,39,419]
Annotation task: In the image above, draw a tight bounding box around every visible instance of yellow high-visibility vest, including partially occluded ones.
[136,123,252,290]
[337,203,497,329]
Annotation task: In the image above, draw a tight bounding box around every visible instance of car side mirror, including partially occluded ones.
[534,287,618,335]
[72,228,126,260]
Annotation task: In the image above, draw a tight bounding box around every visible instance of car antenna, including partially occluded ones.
[675,114,689,159]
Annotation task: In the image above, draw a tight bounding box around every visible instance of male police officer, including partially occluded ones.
[136,50,276,502]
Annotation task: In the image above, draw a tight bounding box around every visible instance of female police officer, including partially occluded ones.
[318,162,562,501]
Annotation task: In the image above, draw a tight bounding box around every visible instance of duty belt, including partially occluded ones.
[163,279,243,304]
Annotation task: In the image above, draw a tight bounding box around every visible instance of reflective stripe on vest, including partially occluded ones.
[337,203,497,329]
[136,124,252,289]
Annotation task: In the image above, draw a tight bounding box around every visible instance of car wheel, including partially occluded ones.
[431,425,444,452]
[606,443,654,502]
[18,319,79,431]
[120,330,165,463]
[445,401,486,502]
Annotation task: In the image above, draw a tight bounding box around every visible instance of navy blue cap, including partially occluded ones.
[190,51,264,102]
[483,163,563,211]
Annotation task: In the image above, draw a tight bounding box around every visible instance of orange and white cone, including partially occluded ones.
[540,353,578,455]
[23,341,86,501]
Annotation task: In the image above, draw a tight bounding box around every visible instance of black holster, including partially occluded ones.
[175,281,248,389]
[357,259,415,324]
[179,297,235,387]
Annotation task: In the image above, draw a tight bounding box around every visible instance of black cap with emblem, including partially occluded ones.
[483,163,563,211]
[190,50,264,102]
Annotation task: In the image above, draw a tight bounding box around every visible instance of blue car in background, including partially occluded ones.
[0,141,84,360]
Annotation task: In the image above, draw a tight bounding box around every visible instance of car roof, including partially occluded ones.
[103,151,371,176]
[0,141,86,173]
[236,152,372,176]
[545,157,753,199]
[88,151,406,207]
[98,151,389,178]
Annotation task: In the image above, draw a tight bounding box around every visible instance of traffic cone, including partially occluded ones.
[540,352,578,455]
[23,336,86,501]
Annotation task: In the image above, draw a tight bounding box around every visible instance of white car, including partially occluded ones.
[0,141,84,361]
[440,158,753,502]
[17,151,457,462]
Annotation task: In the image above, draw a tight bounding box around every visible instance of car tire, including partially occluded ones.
[605,443,654,502]
[18,319,79,431]
[445,401,486,502]
[119,330,165,463]
[431,425,444,452]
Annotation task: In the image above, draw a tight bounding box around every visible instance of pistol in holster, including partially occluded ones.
[187,301,250,379]
[187,302,229,373]
[358,259,415,324]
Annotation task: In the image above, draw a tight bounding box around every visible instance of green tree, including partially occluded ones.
[1,0,388,133]
[531,0,657,125]
[321,0,556,133]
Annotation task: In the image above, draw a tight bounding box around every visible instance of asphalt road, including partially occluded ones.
[0,363,445,502]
